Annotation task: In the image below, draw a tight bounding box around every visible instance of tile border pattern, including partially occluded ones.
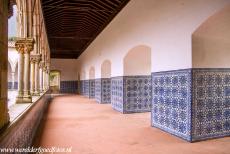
[123,76,152,113]
[111,75,152,113]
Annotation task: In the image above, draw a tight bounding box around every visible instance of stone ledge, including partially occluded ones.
[0,90,51,148]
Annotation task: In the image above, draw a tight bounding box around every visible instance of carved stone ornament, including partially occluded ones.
[30,54,41,63]
[15,38,34,54]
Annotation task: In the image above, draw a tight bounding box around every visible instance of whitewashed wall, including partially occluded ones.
[50,59,78,81]
[77,0,229,79]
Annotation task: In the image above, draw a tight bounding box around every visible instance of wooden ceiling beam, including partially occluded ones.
[42,0,130,58]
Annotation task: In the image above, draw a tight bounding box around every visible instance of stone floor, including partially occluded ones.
[37,95,230,154]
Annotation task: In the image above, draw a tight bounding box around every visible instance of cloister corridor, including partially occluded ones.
[36,95,230,154]
[1,0,230,153]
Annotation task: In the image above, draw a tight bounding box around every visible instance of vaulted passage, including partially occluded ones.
[1,0,230,153]
[37,95,230,154]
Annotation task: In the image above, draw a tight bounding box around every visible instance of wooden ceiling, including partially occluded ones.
[41,0,130,59]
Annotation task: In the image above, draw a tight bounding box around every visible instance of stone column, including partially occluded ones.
[0,0,10,129]
[30,58,35,95]
[39,61,44,93]
[43,67,47,91]
[46,63,50,90]
[23,39,34,103]
[34,55,41,95]
[47,69,50,89]
[15,38,34,103]
[15,42,25,103]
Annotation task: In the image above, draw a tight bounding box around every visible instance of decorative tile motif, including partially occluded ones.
[101,78,111,104]
[60,81,78,93]
[80,80,84,95]
[111,76,151,113]
[124,76,152,113]
[151,68,230,142]
[95,78,111,103]
[151,69,192,141]
[192,69,230,141]
[95,79,102,102]
[83,80,90,97]
[111,77,124,112]
[89,79,95,98]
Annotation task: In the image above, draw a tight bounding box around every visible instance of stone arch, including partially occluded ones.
[192,4,230,68]
[89,66,95,79]
[50,70,61,93]
[123,45,151,76]
[101,60,111,78]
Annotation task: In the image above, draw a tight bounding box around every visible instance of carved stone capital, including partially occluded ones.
[24,38,34,54]
[46,63,50,70]
[15,42,24,54]
[30,54,41,63]
[15,38,34,54]
[39,61,45,69]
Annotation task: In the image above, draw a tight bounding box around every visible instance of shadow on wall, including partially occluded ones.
[192,4,230,68]
[111,45,152,113]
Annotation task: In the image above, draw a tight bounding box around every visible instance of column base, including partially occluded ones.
[33,91,40,96]
[16,96,32,103]
[23,95,32,103]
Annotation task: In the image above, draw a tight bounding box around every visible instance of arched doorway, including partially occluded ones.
[50,70,61,93]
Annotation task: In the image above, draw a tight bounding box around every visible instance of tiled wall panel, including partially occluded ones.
[151,68,230,142]
[111,77,124,112]
[95,79,102,102]
[89,79,95,98]
[80,80,84,95]
[192,69,230,141]
[60,81,78,93]
[95,78,111,104]
[111,76,151,113]
[123,76,152,113]
[151,69,192,141]
[101,78,111,104]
